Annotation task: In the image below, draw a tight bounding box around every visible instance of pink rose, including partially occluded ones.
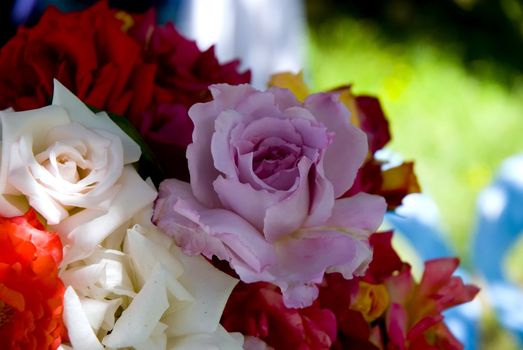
[153,84,386,307]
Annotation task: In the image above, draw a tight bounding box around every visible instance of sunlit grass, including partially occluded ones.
[308,18,523,265]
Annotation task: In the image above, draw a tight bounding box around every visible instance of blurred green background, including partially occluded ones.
[305,0,523,348]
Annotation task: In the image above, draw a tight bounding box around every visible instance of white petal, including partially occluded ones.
[134,323,168,350]
[168,325,244,350]
[124,226,184,284]
[102,263,169,348]
[62,287,104,350]
[60,264,106,295]
[84,249,135,297]
[0,105,69,194]
[9,136,69,224]
[52,79,141,164]
[164,249,238,337]
[80,297,122,333]
[55,166,157,264]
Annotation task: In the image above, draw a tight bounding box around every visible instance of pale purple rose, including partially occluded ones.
[153,84,386,308]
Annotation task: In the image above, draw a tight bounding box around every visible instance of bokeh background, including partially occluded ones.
[2,0,523,348]
[306,3,523,348]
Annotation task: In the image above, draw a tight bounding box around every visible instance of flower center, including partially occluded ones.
[0,301,13,328]
[37,141,92,184]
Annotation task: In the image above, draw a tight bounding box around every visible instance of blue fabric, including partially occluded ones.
[471,154,523,345]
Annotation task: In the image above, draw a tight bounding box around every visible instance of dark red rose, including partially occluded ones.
[221,282,337,350]
[129,16,251,179]
[0,2,155,117]
[354,95,391,153]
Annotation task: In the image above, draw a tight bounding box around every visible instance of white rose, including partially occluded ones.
[0,80,157,263]
[60,208,243,350]
[0,79,140,224]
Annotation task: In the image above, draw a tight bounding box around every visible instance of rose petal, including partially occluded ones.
[154,179,232,258]
[125,226,193,301]
[211,110,243,179]
[208,84,257,111]
[52,79,141,163]
[174,200,275,273]
[55,166,157,264]
[62,287,104,350]
[304,172,335,228]
[187,104,222,207]
[325,193,387,237]
[9,135,69,224]
[0,105,70,194]
[263,157,311,242]
[213,175,283,232]
[102,264,170,348]
[134,323,168,350]
[168,325,244,350]
[269,229,372,308]
[243,336,275,350]
[163,248,238,336]
[305,93,368,197]
[155,178,276,273]
[268,86,301,110]
[80,297,122,333]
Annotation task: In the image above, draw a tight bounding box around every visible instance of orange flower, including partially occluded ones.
[0,210,65,350]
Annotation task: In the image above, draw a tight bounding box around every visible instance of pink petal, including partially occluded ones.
[210,109,243,179]
[153,179,230,258]
[305,93,368,197]
[270,229,372,308]
[213,175,285,232]
[387,303,408,349]
[304,172,335,228]
[418,258,459,296]
[187,101,222,207]
[154,180,276,274]
[235,90,280,121]
[263,157,311,242]
[209,84,257,111]
[268,86,301,111]
[325,193,386,236]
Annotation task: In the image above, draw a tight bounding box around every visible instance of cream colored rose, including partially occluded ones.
[0,80,157,264]
[0,80,141,224]
[59,207,244,350]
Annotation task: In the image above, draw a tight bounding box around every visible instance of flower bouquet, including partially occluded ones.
[0,3,478,349]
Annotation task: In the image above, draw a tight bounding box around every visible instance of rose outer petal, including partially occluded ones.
[267,229,372,308]
[52,80,141,164]
[155,179,276,273]
[305,93,368,197]
[187,100,223,207]
[325,193,387,237]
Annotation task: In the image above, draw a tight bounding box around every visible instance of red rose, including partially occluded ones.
[221,282,337,350]
[0,3,155,117]
[0,210,65,349]
[129,15,251,179]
